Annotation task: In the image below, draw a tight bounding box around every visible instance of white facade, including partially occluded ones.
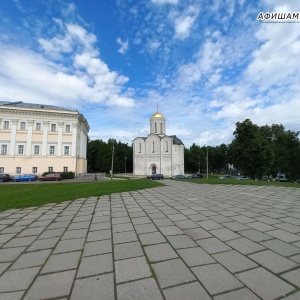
[133,112,184,177]
[0,101,89,177]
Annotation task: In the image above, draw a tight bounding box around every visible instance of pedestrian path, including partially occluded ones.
[0,180,300,299]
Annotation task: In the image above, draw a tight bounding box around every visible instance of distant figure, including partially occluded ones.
[93,173,98,181]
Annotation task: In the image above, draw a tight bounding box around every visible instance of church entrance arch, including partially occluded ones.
[151,165,157,174]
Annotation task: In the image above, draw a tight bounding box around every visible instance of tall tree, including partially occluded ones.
[87,138,133,173]
[228,119,273,179]
[260,124,300,179]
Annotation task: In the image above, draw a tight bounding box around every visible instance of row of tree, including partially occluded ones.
[86,119,300,180]
[87,138,133,174]
[229,119,300,180]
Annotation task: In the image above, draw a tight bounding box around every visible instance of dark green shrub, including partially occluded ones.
[60,172,75,179]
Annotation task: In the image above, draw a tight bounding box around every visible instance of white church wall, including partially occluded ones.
[171,144,185,175]
[146,134,160,155]
[133,111,184,177]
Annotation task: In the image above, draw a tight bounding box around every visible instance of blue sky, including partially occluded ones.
[0,0,299,147]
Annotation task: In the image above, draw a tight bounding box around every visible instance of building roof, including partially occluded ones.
[0,101,77,112]
[134,134,184,145]
[169,135,184,145]
[151,111,164,118]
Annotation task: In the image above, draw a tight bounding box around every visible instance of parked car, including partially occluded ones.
[147,174,164,180]
[275,174,288,182]
[296,179,300,183]
[236,176,249,180]
[39,173,62,181]
[218,175,231,179]
[0,173,12,182]
[171,175,186,179]
[12,174,37,182]
[188,174,203,179]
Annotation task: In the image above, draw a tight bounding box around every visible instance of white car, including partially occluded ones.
[236,176,248,180]
[218,175,231,179]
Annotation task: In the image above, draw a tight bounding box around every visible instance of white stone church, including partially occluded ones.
[133,111,184,177]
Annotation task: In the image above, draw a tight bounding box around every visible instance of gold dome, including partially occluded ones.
[151,111,164,118]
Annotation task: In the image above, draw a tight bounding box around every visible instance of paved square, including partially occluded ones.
[0,180,300,299]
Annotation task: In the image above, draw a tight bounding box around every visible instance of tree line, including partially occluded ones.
[87,119,300,180]
[87,138,133,174]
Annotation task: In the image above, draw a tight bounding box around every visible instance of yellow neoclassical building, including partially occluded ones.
[0,101,89,177]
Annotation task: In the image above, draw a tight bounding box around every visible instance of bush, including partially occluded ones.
[41,171,75,179]
[60,172,75,179]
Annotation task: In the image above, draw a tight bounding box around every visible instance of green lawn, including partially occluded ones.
[0,179,163,212]
[182,175,300,188]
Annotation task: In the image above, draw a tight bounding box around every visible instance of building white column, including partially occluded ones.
[26,120,34,157]
[79,126,85,158]
[82,129,87,158]
[42,121,49,157]
[9,119,18,156]
[72,123,78,157]
[160,140,163,174]
[57,122,63,157]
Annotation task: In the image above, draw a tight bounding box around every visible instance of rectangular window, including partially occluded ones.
[49,145,55,155]
[0,167,4,173]
[32,167,37,174]
[48,167,53,172]
[3,121,9,129]
[16,167,21,174]
[65,124,71,132]
[1,145,7,155]
[64,146,70,155]
[63,166,68,172]
[20,122,26,130]
[51,124,56,132]
[18,145,24,155]
[152,142,155,153]
[36,123,41,131]
[34,145,40,155]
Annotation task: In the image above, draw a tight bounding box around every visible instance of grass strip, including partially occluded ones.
[181,178,300,188]
[0,179,163,212]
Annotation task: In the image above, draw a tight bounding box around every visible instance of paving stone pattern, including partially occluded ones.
[0,181,300,299]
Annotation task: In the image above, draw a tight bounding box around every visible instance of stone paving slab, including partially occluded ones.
[0,181,300,299]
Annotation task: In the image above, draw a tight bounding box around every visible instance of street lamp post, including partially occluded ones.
[198,156,200,174]
[110,142,115,180]
[125,156,127,173]
[206,148,209,179]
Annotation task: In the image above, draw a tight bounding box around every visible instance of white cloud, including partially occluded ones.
[151,0,179,5]
[177,39,223,86]
[147,39,161,51]
[246,22,300,90]
[171,5,200,40]
[174,15,197,39]
[0,21,135,108]
[117,37,129,54]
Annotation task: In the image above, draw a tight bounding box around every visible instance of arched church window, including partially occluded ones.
[139,143,141,153]
[152,142,155,153]
[166,141,168,152]
[155,123,157,133]
[160,123,162,133]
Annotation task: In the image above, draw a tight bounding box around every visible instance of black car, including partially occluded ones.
[0,173,12,182]
[171,175,187,179]
[188,174,203,179]
[147,174,164,180]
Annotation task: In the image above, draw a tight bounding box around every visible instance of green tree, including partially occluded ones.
[87,138,133,173]
[260,124,300,180]
[228,119,273,179]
